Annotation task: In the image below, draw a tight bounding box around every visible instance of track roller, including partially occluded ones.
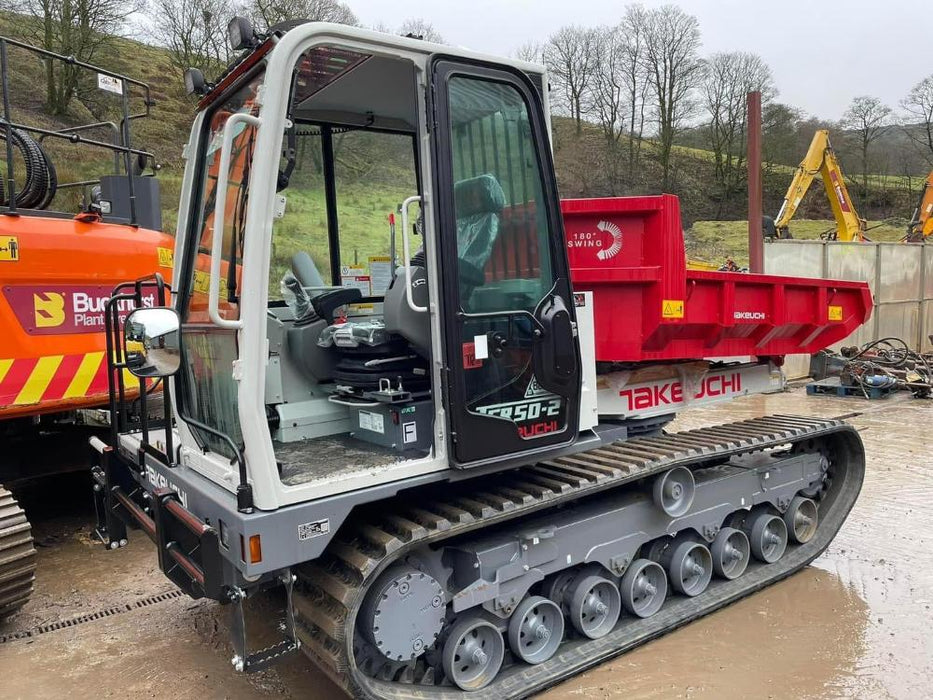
[567,572,622,639]
[540,570,576,612]
[507,595,563,664]
[652,466,695,517]
[784,496,819,543]
[711,527,750,579]
[746,511,788,563]
[619,558,667,618]
[667,540,712,596]
[442,614,505,691]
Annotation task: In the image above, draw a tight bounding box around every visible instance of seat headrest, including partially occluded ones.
[454,174,506,218]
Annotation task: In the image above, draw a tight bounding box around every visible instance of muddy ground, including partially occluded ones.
[1,387,930,699]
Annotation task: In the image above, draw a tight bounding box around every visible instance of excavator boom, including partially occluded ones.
[774,130,867,241]
[907,170,933,241]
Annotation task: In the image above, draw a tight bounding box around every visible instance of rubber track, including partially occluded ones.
[294,415,864,699]
[0,487,37,619]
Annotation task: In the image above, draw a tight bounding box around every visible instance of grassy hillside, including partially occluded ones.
[685,219,908,267]
[0,12,922,272]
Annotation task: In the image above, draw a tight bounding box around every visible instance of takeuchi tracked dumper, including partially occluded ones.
[90,19,870,698]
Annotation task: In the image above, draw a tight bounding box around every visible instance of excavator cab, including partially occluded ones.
[162,21,581,510]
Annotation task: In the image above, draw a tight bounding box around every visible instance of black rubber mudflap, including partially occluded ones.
[0,486,37,619]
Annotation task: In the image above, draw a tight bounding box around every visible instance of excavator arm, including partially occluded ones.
[774,130,867,242]
[906,170,933,241]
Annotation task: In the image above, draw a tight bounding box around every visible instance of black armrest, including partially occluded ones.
[310,287,363,322]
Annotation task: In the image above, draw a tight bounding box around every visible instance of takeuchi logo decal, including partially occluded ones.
[567,220,623,262]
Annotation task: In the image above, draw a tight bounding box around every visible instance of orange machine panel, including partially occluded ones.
[0,213,174,418]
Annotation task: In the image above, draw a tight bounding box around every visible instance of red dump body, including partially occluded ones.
[562,195,873,363]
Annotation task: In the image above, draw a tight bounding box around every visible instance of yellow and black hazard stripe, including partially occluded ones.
[0,352,111,407]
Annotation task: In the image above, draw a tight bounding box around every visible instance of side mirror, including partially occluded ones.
[124,307,181,378]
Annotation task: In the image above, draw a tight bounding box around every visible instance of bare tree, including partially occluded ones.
[642,4,702,190]
[618,4,650,174]
[398,18,443,43]
[248,0,357,32]
[586,26,628,192]
[901,75,933,167]
[149,0,233,77]
[700,51,775,213]
[514,40,543,64]
[543,25,596,134]
[762,102,802,169]
[841,95,892,195]
[14,0,143,114]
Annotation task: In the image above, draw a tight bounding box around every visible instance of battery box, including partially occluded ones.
[349,399,433,452]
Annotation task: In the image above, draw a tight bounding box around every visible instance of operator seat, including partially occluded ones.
[312,175,506,394]
[285,252,361,383]
[451,174,506,306]
[384,174,506,351]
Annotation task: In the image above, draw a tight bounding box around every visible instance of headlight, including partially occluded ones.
[227,16,254,52]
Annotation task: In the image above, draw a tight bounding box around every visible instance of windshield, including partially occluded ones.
[176,68,264,459]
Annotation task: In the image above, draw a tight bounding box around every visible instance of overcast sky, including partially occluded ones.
[349,0,927,121]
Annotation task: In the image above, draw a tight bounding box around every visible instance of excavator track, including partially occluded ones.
[293,415,865,699]
[0,487,36,619]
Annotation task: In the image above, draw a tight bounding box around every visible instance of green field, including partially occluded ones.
[685,219,909,267]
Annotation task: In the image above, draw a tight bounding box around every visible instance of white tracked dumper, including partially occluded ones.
[86,18,872,698]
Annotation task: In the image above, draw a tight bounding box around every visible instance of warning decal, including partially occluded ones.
[662,299,684,319]
[828,305,843,321]
[157,247,174,267]
[0,236,19,261]
[462,342,482,369]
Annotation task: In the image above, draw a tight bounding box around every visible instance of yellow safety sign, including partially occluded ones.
[0,236,19,261]
[662,299,684,319]
[828,305,843,321]
[157,247,174,267]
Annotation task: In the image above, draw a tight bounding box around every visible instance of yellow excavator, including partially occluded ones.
[906,170,933,241]
[772,130,868,242]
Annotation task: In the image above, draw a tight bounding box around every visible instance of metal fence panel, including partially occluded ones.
[925,246,933,299]
[923,300,933,353]
[763,240,824,279]
[876,302,920,345]
[877,244,922,302]
[827,242,877,293]
[763,241,932,365]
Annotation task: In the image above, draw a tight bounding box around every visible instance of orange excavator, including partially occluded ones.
[0,36,173,617]
[906,169,933,241]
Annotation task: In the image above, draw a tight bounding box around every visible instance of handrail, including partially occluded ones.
[208,111,260,329]
[400,195,427,313]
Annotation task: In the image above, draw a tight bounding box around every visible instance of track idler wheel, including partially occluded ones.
[619,558,667,618]
[442,613,505,691]
[652,467,695,517]
[567,572,622,639]
[507,595,564,664]
[746,511,788,563]
[0,486,36,619]
[667,540,713,596]
[711,527,750,579]
[784,496,819,544]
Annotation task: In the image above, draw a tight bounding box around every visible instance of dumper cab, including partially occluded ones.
[90,19,871,693]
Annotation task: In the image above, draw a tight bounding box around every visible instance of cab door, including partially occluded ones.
[430,59,581,466]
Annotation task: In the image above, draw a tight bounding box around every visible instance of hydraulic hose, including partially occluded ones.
[0,127,57,209]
